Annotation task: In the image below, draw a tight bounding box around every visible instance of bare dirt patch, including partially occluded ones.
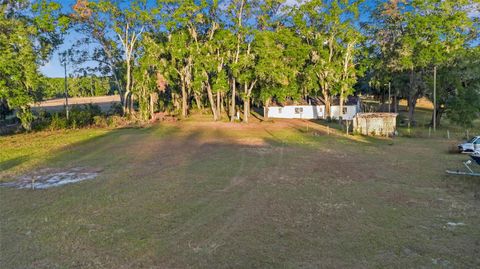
[0,167,102,189]
[32,95,120,113]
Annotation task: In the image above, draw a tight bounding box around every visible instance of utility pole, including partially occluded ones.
[384,82,391,113]
[63,53,69,120]
[388,82,391,113]
[433,66,436,132]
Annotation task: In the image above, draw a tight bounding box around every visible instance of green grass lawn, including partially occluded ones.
[1,119,479,268]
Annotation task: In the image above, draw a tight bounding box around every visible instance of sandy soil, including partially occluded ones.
[32,95,120,112]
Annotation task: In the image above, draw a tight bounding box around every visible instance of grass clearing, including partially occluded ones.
[0,118,479,268]
[0,129,109,179]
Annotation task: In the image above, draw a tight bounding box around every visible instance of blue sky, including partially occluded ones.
[40,0,81,78]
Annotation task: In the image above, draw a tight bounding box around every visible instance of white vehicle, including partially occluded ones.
[458,136,480,153]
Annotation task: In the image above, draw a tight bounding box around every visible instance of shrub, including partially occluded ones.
[68,104,102,128]
[32,110,52,131]
[49,113,68,130]
[107,115,124,128]
[109,102,123,115]
[18,108,34,131]
[93,115,108,127]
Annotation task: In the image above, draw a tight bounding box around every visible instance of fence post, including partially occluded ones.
[429,127,431,138]
[327,126,330,135]
[447,130,450,139]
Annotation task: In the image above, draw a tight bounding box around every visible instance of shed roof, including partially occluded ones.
[354,113,398,118]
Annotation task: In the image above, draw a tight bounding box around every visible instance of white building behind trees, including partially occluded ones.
[266,97,361,120]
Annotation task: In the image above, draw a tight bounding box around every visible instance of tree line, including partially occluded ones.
[1,0,479,129]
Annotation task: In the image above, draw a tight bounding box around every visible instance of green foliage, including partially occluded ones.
[42,76,113,98]
[447,87,480,128]
[294,0,363,108]
[17,108,34,131]
[49,113,68,130]
[93,115,107,127]
[0,0,68,129]
[365,0,478,123]
[69,104,102,127]
[3,0,477,129]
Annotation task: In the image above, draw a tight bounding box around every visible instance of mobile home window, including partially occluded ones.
[295,107,303,114]
[278,107,282,113]
[342,107,348,114]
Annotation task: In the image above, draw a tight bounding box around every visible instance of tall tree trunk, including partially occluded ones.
[216,92,221,120]
[430,105,443,127]
[242,80,256,123]
[264,97,271,120]
[339,94,344,120]
[230,0,244,122]
[220,92,225,114]
[123,91,130,115]
[243,83,249,123]
[181,81,188,118]
[206,83,218,121]
[224,93,229,116]
[124,57,132,115]
[129,94,134,114]
[193,92,202,110]
[243,95,250,123]
[230,79,236,121]
[407,94,417,125]
[394,95,398,113]
[325,97,331,119]
[407,68,418,125]
[173,92,180,113]
[150,92,158,119]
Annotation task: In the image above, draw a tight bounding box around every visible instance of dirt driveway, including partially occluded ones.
[32,95,120,113]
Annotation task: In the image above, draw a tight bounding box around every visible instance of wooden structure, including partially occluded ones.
[353,113,397,136]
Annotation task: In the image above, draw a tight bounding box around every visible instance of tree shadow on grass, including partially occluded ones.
[0,124,182,181]
[3,120,480,269]
[0,155,29,171]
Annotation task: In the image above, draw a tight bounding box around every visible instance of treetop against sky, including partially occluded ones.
[40,0,381,78]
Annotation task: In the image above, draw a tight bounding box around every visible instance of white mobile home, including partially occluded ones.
[267,97,361,120]
[267,105,324,119]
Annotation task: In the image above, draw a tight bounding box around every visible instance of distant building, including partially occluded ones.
[353,113,398,136]
[267,96,361,120]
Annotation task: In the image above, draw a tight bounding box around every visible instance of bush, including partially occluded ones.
[109,102,123,115]
[107,115,124,128]
[18,108,34,131]
[32,110,52,131]
[93,115,108,127]
[49,113,68,130]
[68,104,102,128]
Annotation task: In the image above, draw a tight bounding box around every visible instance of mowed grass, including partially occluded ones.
[1,119,479,268]
[0,128,110,179]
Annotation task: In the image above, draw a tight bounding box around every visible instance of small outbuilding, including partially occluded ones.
[353,113,397,136]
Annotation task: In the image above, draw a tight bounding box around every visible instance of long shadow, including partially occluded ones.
[0,155,29,171]
[0,124,181,181]
[3,119,479,269]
